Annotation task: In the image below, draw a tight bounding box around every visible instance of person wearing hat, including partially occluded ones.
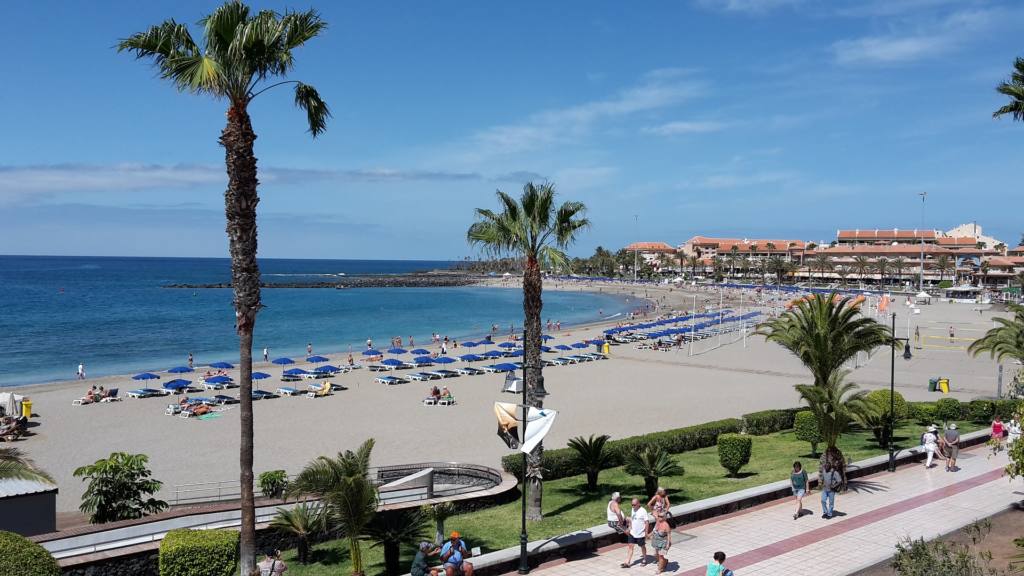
[944,423,960,472]
[439,531,473,576]
[922,425,939,469]
[410,541,438,576]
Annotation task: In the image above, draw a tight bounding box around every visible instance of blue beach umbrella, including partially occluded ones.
[209,362,234,369]
[588,339,604,345]
[555,344,572,351]
[206,375,232,384]
[410,349,431,355]
[509,350,524,357]
[381,358,404,367]
[167,366,193,374]
[362,349,381,356]
[433,356,456,364]
[387,348,408,355]
[461,341,480,348]
[483,350,505,358]
[314,364,340,373]
[283,368,309,376]
[251,372,271,380]
[272,357,295,365]
[459,354,482,362]
[571,342,589,349]
[413,356,434,364]
[163,379,191,392]
[132,372,161,381]
[541,335,555,341]
[540,345,553,353]
[498,342,518,349]
[306,355,330,363]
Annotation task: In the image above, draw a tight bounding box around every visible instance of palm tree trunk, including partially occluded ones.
[383,541,400,576]
[220,104,260,576]
[349,536,364,576]
[522,256,544,521]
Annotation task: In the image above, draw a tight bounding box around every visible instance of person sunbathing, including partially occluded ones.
[430,386,441,400]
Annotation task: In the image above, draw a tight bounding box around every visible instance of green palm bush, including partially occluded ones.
[366,508,430,576]
[427,502,456,545]
[968,303,1024,366]
[567,434,613,490]
[467,183,588,520]
[270,502,325,564]
[624,446,684,499]
[795,371,873,481]
[289,438,375,499]
[0,448,52,483]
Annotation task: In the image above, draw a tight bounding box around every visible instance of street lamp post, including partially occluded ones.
[888,313,912,472]
[918,192,927,291]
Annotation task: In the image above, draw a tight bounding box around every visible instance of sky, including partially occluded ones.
[1,0,1022,259]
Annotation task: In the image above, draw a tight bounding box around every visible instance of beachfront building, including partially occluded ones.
[835,228,939,246]
[678,236,808,261]
[624,241,678,271]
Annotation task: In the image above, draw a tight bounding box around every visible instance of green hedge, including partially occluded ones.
[742,408,802,435]
[0,531,60,576]
[993,399,1022,419]
[159,529,239,576]
[502,418,742,480]
[967,400,993,423]
[717,434,752,477]
[934,398,963,424]
[865,390,908,421]
[794,411,822,456]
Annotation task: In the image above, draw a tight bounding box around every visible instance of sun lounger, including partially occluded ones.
[128,388,170,398]
[251,389,278,400]
[212,395,238,405]
[438,396,456,406]
[396,362,416,370]
[305,383,332,398]
[407,372,440,381]
[430,370,460,379]
[203,381,227,390]
[280,374,303,382]
[99,389,122,402]
[554,357,578,365]
[422,396,438,406]
[375,375,405,385]
[455,367,485,376]
[165,403,181,416]
[276,387,301,396]
[368,364,393,372]
[568,355,594,362]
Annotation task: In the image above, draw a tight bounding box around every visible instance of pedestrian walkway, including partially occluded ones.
[513,445,1017,576]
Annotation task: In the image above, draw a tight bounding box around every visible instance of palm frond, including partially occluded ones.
[993,57,1024,121]
[282,9,328,50]
[0,448,53,483]
[294,82,330,137]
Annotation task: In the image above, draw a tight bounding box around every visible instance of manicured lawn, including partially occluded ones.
[284,420,982,575]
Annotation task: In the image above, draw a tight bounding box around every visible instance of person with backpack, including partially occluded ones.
[819,461,842,520]
[257,549,287,575]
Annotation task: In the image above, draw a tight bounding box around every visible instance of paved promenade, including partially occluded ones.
[511,444,1018,576]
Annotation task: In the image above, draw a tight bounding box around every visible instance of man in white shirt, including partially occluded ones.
[622,497,649,568]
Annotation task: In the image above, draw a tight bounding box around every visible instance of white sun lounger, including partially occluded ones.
[456,367,485,376]
[276,387,301,396]
[375,375,406,385]
[368,365,393,372]
[407,372,441,381]
[430,370,460,379]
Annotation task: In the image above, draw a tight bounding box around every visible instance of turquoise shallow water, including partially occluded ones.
[0,256,630,386]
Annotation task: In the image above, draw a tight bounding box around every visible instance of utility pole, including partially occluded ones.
[918,192,927,291]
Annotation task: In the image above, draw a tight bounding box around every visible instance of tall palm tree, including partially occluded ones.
[119,5,330,571]
[891,257,908,288]
[811,253,833,283]
[874,257,890,287]
[367,508,430,576]
[686,255,701,279]
[834,265,849,287]
[270,502,325,564]
[969,303,1024,366]
[979,260,991,287]
[993,57,1024,121]
[767,256,787,286]
[851,256,872,286]
[0,448,52,483]
[794,371,873,483]
[467,183,588,520]
[567,434,613,490]
[934,254,954,285]
[624,446,684,499]
[729,246,740,278]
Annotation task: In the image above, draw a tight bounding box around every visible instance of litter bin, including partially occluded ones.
[938,378,950,394]
[21,399,32,419]
[602,342,610,356]
[928,378,938,392]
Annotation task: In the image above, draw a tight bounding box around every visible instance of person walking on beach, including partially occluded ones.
[77,363,85,380]
[949,326,955,343]
[944,423,960,472]
[188,352,194,368]
[705,551,733,576]
[367,338,373,349]
[307,343,313,356]
[790,461,808,520]
[262,348,268,362]
[622,498,649,568]
[922,425,939,469]
[820,461,841,519]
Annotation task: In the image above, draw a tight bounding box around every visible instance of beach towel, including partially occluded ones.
[521,407,557,454]
[494,402,520,449]
[197,413,222,421]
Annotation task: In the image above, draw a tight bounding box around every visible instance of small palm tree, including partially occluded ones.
[567,434,613,490]
[851,256,872,286]
[0,448,52,483]
[270,502,325,564]
[427,502,456,545]
[467,183,589,520]
[993,57,1024,121]
[834,265,849,287]
[979,261,991,287]
[968,303,1024,365]
[367,508,430,576]
[935,255,954,285]
[767,256,786,286]
[624,446,684,499]
[327,475,378,576]
[289,439,375,499]
[119,5,330,570]
[795,371,874,483]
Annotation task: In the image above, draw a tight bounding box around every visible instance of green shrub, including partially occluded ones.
[865,390,909,421]
[908,402,936,425]
[717,434,752,477]
[0,531,60,576]
[259,470,288,499]
[794,411,822,456]
[992,399,1022,420]
[937,280,953,289]
[966,400,993,423]
[742,408,802,435]
[501,418,742,480]
[934,398,963,425]
[159,529,239,576]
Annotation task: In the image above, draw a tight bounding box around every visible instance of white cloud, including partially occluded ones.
[695,0,804,15]
[644,120,728,135]
[832,8,997,65]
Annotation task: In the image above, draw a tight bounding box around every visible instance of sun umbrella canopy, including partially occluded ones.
[410,348,431,355]
[461,341,480,348]
[163,379,191,391]
[381,358,404,366]
[362,349,382,356]
[206,375,232,384]
[283,368,309,376]
[209,362,234,369]
[555,344,572,351]
[509,350,524,357]
[251,372,271,380]
[459,354,482,362]
[306,355,330,363]
[588,339,605,345]
[387,348,408,355]
[314,365,340,373]
[132,372,161,381]
[413,356,434,364]
[498,342,518,348]
[540,345,553,353]
[433,356,456,364]
[272,357,295,365]
[571,342,589,349]
[483,350,505,357]
[167,366,193,373]
[541,335,555,341]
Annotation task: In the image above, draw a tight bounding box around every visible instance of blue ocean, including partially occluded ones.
[0,256,630,386]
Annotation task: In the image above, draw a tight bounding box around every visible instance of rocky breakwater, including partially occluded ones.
[163,271,482,289]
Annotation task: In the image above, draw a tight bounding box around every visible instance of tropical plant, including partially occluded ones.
[1003,406,1024,483]
[0,531,60,576]
[624,446,684,499]
[270,502,325,564]
[0,448,52,483]
[811,253,833,282]
[366,508,430,576]
[935,254,954,285]
[864,390,909,446]
[325,475,377,576]
[874,257,890,287]
[567,434,612,490]
[289,438,375,499]
[834,265,849,287]
[687,254,701,279]
[73,452,167,524]
[427,502,456,545]
[851,255,872,285]
[467,183,588,520]
[259,470,288,500]
[969,304,1024,367]
[934,398,963,426]
[891,520,1009,576]
[729,246,740,278]
[979,260,991,286]
[891,257,909,288]
[794,371,872,482]
[767,256,787,285]
[794,411,822,456]
[716,434,752,477]
[119,4,331,571]
[993,56,1024,122]
[159,529,239,576]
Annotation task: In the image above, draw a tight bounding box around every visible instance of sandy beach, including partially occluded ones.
[7,280,1007,515]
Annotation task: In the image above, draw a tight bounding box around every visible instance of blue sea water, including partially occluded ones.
[0,256,630,386]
